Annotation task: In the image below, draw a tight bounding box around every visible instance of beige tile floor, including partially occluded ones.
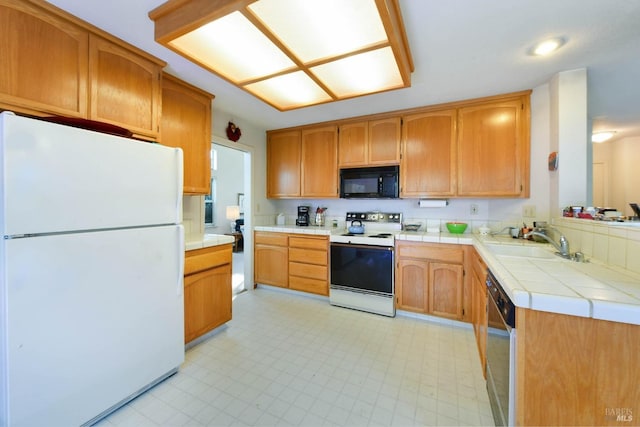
[98,287,493,426]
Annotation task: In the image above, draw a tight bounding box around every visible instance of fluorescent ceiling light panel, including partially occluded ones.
[169,12,295,83]
[248,0,388,63]
[311,47,404,97]
[245,71,332,110]
[149,0,413,110]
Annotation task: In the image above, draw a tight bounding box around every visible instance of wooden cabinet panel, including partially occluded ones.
[516,308,640,426]
[338,122,368,167]
[471,249,487,377]
[88,34,162,139]
[429,262,463,320]
[287,234,328,296]
[338,118,400,167]
[369,117,401,165]
[289,235,327,250]
[160,73,213,195]
[457,97,529,197]
[289,247,327,265]
[396,241,466,321]
[301,125,338,198]
[289,275,327,295]
[401,110,457,197]
[289,262,327,281]
[255,232,288,246]
[184,244,232,344]
[396,258,429,312]
[397,242,464,264]
[267,130,301,198]
[184,263,231,343]
[0,0,88,117]
[255,243,288,288]
[184,246,230,275]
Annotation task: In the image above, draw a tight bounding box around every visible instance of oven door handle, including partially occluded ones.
[330,243,393,251]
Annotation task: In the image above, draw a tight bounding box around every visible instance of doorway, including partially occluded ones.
[211,139,252,295]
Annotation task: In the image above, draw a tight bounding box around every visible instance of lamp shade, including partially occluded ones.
[226,205,240,220]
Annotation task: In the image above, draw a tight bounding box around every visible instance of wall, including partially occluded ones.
[593,136,640,217]
[549,69,589,211]
[554,218,640,274]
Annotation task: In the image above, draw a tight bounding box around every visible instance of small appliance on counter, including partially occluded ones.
[314,207,327,226]
[296,205,310,226]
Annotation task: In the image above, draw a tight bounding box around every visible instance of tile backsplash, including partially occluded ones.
[553,217,640,275]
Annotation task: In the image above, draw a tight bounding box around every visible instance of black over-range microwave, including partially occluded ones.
[340,165,399,199]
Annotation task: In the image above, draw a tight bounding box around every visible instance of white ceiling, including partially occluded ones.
[47,0,640,141]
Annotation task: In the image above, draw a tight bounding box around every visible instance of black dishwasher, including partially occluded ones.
[486,270,516,426]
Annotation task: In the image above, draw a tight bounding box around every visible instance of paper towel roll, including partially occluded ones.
[418,199,448,208]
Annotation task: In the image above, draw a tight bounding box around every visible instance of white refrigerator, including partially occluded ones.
[0,112,185,426]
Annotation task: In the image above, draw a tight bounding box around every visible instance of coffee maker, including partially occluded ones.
[296,206,310,226]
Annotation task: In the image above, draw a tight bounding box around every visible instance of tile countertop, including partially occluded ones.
[185,233,235,251]
[254,226,640,326]
[470,234,640,326]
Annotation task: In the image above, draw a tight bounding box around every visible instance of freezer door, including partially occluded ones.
[1,225,184,426]
[0,112,183,236]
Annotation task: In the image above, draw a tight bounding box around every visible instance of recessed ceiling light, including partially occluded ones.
[529,37,565,56]
[592,131,616,143]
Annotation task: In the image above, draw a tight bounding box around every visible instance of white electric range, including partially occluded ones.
[329,212,402,316]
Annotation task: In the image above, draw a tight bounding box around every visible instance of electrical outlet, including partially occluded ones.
[470,204,479,215]
[522,205,536,218]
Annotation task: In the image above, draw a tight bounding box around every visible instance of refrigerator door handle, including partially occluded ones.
[177,225,185,296]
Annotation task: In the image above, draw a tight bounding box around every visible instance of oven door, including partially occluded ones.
[330,243,393,294]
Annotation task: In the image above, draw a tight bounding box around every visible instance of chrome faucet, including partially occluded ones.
[524,228,571,258]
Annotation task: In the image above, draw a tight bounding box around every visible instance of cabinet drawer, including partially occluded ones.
[185,245,232,275]
[289,261,327,281]
[289,275,328,296]
[255,231,288,246]
[397,242,464,264]
[289,247,327,265]
[289,235,328,250]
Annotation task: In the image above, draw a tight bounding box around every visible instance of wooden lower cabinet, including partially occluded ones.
[470,248,488,376]
[254,232,288,288]
[288,235,329,296]
[395,241,467,321]
[184,244,232,344]
[254,232,329,296]
[516,308,640,426]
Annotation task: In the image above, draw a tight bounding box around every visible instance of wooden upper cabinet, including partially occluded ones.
[267,130,301,198]
[338,117,400,167]
[160,73,213,195]
[0,0,88,117]
[301,125,338,198]
[457,97,530,197]
[369,117,401,164]
[401,110,457,197]
[88,34,162,139]
[338,122,368,167]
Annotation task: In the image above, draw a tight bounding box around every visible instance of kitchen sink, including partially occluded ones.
[484,243,558,259]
